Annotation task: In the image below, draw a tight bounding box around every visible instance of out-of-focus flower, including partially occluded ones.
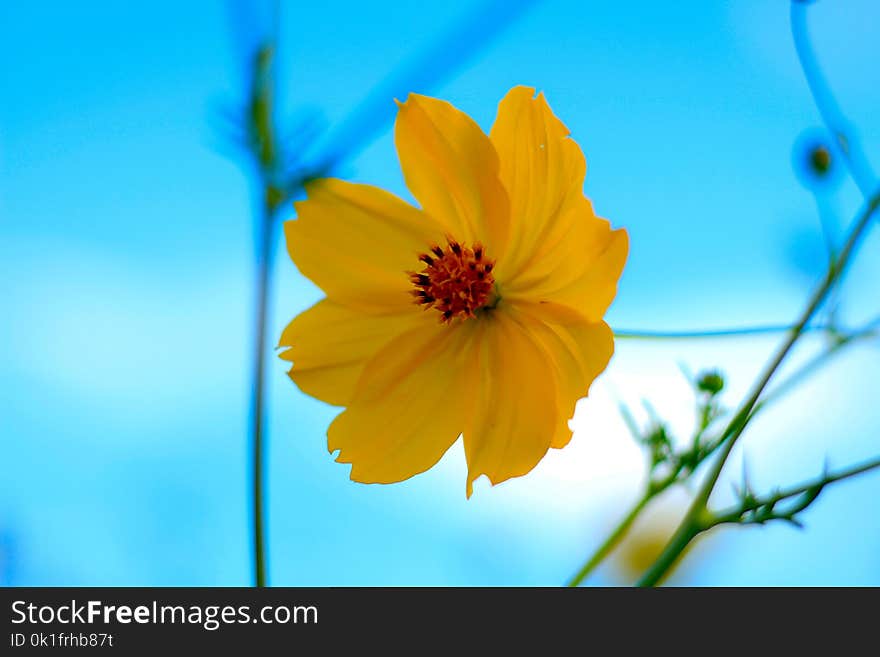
[616,522,675,581]
[279,86,628,496]
[611,494,712,584]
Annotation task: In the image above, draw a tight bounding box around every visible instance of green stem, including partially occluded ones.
[707,454,880,528]
[614,324,831,340]
[751,322,879,419]
[574,314,877,586]
[567,495,650,587]
[636,191,880,587]
[636,521,701,587]
[251,194,275,588]
[245,9,279,589]
[568,318,877,587]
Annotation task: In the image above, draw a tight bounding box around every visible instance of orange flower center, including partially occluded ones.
[410,238,496,322]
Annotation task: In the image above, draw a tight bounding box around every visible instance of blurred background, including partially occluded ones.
[2,0,879,586]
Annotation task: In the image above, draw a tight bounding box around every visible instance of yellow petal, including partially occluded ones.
[488,87,628,321]
[507,302,614,449]
[489,86,586,282]
[327,319,477,484]
[550,226,628,321]
[278,299,428,407]
[463,311,557,497]
[286,178,447,313]
[503,195,629,322]
[395,93,509,256]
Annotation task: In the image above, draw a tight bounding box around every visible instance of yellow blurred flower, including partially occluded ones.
[279,86,628,496]
[612,498,712,585]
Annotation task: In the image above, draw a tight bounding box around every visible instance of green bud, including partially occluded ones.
[696,370,725,396]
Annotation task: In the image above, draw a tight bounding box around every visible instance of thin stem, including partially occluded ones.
[707,454,880,528]
[791,1,876,196]
[637,191,880,587]
[567,495,650,587]
[251,195,276,588]
[246,29,279,588]
[614,324,833,340]
[752,321,879,417]
[812,191,837,265]
[811,190,843,329]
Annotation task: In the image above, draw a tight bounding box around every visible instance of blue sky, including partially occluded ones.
[2,0,879,585]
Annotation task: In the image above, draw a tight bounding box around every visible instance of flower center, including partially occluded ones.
[410,238,495,322]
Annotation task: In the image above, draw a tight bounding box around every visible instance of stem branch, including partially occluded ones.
[707,454,880,528]
[636,191,880,586]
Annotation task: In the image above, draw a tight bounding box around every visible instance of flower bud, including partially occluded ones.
[696,370,725,396]
[809,145,832,176]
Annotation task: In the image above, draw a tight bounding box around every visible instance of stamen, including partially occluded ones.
[408,238,496,323]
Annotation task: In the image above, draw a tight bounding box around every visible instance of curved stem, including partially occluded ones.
[791,1,876,196]
[567,495,650,587]
[614,323,832,340]
[637,191,880,587]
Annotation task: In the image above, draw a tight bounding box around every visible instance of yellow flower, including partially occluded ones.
[279,86,628,497]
